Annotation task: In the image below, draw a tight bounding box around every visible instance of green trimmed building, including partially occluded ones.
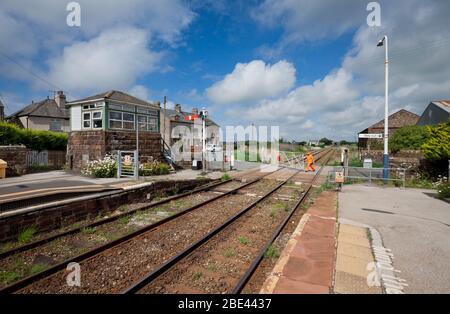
[66,90,163,170]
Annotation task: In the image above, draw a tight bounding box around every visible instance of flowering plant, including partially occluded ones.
[82,154,117,178]
[433,175,450,199]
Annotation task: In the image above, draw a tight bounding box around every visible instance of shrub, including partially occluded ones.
[139,161,170,176]
[422,120,450,160]
[82,154,117,178]
[433,176,450,199]
[0,122,68,151]
[390,125,429,153]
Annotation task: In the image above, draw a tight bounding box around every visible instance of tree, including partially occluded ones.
[319,137,333,146]
[421,120,450,160]
[389,125,429,153]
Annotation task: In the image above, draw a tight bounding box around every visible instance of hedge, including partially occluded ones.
[0,122,68,151]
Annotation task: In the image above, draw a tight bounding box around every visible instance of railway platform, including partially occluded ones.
[260,189,383,294]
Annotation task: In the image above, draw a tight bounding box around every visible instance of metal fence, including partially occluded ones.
[327,166,406,187]
[117,150,138,179]
[26,150,66,167]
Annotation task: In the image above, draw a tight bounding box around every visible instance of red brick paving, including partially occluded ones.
[272,191,337,294]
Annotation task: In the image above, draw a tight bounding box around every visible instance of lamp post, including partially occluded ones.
[377,35,389,184]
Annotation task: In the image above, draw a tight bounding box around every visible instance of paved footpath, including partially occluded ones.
[339,185,450,294]
[261,191,338,293]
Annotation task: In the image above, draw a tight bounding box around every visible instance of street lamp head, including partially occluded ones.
[377,38,385,47]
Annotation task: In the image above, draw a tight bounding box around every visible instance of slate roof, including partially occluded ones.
[67,90,158,108]
[431,100,450,113]
[162,108,219,126]
[7,98,69,119]
[360,109,419,132]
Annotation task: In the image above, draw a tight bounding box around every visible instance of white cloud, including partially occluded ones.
[206,60,296,104]
[129,85,151,101]
[245,0,450,140]
[240,68,357,121]
[46,27,161,95]
[0,0,194,47]
[252,0,363,45]
[0,0,194,93]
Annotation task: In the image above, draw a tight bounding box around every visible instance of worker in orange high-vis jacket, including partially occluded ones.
[304,152,315,172]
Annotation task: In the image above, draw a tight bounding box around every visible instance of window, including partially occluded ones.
[109,110,135,130]
[109,103,134,112]
[137,108,158,116]
[123,113,135,129]
[92,111,102,129]
[82,111,102,129]
[82,102,103,110]
[49,119,62,131]
[137,115,158,131]
[83,112,91,128]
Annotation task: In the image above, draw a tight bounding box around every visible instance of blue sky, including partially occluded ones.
[1,0,450,141]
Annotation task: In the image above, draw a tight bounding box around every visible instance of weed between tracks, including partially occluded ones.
[17,227,37,244]
[0,188,222,289]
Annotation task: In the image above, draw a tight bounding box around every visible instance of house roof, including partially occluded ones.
[162,107,219,126]
[7,98,69,119]
[360,109,419,133]
[67,90,158,108]
[431,100,450,113]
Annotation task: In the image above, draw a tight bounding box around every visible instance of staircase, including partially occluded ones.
[161,137,181,171]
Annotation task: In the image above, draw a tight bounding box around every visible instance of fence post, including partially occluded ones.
[134,149,139,180]
[117,150,121,179]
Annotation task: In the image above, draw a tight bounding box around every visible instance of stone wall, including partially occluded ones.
[0,145,27,176]
[0,178,212,242]
[359,149,424,167]
[67,130,163,170]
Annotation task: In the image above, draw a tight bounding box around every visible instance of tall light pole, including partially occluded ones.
[377,35,389,184]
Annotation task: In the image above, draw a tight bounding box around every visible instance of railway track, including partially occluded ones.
[0,166,289,293]
[123,148,334,294]
[0,148,333,294]
[0,165,272,259]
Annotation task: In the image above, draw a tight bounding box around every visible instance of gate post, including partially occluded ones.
[134,149,139,180]
[117,150,121,178]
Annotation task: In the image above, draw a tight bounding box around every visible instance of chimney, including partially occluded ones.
[54,91,66,108]
[192,107,199,115]
[155,101,161,108]
[175,103,182,113]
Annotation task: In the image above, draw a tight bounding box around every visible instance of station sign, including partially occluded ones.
[358,133,383,139]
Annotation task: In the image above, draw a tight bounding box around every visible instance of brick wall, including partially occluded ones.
[67,130,163,170]
[0,179,212,242]
[0,145,27,176]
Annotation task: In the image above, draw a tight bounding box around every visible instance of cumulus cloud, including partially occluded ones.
[238,68,357,122]
[129,85,152,101]
[206,60,296,104]
[244,0,450,140]
[0,0,194,95]
[45,27,161,95]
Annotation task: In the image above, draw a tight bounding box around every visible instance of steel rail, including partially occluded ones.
[0,179,227,259]
[0,167,282,294]
[231,149,334,293]
[122,168,301,294]
[0,165,273,259]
